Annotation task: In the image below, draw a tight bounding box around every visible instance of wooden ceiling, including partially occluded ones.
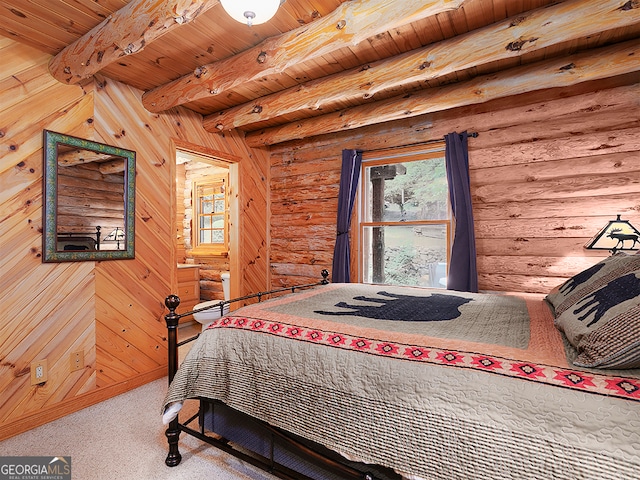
[1,0,639,146]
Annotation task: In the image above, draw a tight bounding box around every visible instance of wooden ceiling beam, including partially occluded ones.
[141,0,467,113]
[243,40,640,146]
[48,0,219,84]
[205,0,640,133]
[57,150,117,166]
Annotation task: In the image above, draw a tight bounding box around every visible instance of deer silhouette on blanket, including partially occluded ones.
[315,291,473,321]
[573,273,640,327]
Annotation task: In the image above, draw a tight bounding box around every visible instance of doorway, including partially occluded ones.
[175,147,239,304]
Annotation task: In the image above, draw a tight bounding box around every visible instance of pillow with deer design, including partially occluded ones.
[545,253,640,317]
[554,270,640,369]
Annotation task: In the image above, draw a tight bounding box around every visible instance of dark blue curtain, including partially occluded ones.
[331,149,363,283]
[445,132,478,292]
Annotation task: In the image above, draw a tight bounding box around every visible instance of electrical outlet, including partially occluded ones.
[30,359,48,385]
[70,351,84,372]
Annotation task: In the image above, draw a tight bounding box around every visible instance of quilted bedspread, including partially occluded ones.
[163,283,640,480]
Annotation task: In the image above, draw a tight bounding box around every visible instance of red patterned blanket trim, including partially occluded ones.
[207,316,640,402]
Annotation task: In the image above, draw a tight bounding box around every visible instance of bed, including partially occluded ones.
[56,227,101,251]
[162,258,640,480]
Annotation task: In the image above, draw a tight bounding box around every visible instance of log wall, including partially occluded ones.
[0,38,268,440]
[269,76,640,293]
[57,162,124,236]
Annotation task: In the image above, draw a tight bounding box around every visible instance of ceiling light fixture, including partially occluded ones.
[220,0,281,27]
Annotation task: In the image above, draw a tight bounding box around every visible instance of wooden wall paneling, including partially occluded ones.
[473,161,640,204]
[268,77,639,161]
[269,77,639,293]
[469,128,640,170]
[473,192,640,222]
[175,162,187,263]
[466,87,639,291]
[0,96,93,203]
[0,188,42,293]
[41,316,95,405]
[474,237,604,258]
[0,38,100,439]
[236,139,270,296]
[477,273,562,294]
[0,38,269,440]
[0,262,95,423]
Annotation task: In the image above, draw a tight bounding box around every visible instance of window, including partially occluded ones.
[359,144,450,288]
[192,174,228,255]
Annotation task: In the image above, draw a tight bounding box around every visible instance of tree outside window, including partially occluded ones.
[359,144,450,288]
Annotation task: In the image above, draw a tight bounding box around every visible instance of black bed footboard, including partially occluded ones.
[163,270,337,474]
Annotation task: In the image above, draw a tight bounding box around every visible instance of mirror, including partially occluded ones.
[43,130,136,262]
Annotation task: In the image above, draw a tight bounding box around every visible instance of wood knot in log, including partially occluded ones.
[620,1,637,11]
[336,19,346,29]
[509,16,527,27]
[257,52,267,63]
[252,105,263,114]
[506,38,538,51]
[9,8,26,18]
[418,61,432,70]
[559,63,576,71]
[194,66,207,78]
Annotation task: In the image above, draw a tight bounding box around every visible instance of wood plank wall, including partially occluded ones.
[269,75,640,293]
[176,162,188,263]
[0,38,269,440]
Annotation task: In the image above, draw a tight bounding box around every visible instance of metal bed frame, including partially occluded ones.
[163,270,398,480]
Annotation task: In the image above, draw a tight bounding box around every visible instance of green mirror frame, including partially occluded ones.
[43,130,136,262]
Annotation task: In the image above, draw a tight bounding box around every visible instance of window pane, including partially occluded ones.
[363,158,447,222]
[193,175,228,251]
[361,224,447,288]
[211,229,224,243]
[201,198,213,214]
[200,229,212,244]
[200,216,211,228]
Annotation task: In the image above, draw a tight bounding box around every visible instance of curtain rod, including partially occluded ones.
[362,131,478,154]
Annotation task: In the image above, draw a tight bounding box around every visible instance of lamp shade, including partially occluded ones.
[104,227,125,250]
[220,0,280,26]
[584,215,640,253]
[104,227,125,241]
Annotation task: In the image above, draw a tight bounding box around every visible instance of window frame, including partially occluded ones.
[191,173,229,256]
[356,143,451,286]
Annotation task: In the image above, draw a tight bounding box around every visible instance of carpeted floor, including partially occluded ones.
[0,377,278,480]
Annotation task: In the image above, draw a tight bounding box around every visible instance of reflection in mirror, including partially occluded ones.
[43,130,136,262]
